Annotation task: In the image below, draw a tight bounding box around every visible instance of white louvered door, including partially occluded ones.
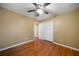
[39,20,53,42]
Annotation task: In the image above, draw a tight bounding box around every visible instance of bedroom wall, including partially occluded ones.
[0,7,37,48]
[54,9,79,49]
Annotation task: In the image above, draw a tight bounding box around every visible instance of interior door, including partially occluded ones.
[39,20,53,42]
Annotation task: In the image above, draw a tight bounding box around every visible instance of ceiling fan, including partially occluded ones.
[27,3,51,16]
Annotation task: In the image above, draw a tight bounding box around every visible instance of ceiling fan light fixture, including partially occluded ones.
[36,9,43,14]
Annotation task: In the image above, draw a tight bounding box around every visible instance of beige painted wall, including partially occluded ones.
[54,9,79,49]
[0,8,36,48]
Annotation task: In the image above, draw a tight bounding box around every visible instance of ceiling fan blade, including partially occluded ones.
[44,10,49,14]
[27,10,36,12]
[36,13,39,16]
[33,3,38,9]
[33,3,37,6]
[35,12,39,16]
[44,3,51,7]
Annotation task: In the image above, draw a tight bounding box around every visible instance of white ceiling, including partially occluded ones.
[0,3,79,21]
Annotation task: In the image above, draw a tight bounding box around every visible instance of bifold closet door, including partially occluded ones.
[39,20,53,42]
[39,23,44,39]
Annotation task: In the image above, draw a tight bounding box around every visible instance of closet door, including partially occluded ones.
[39,20,53,42]
[39,22,44,40]
[45,21,53,41]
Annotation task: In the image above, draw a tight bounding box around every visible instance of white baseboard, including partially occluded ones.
[0,40,34,51]
[53,42,79,52]
[0,40,79,52]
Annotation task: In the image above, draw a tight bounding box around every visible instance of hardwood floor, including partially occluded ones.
[0,39,79,56]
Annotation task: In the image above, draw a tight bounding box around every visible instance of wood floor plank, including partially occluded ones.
[0,39,79,56]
